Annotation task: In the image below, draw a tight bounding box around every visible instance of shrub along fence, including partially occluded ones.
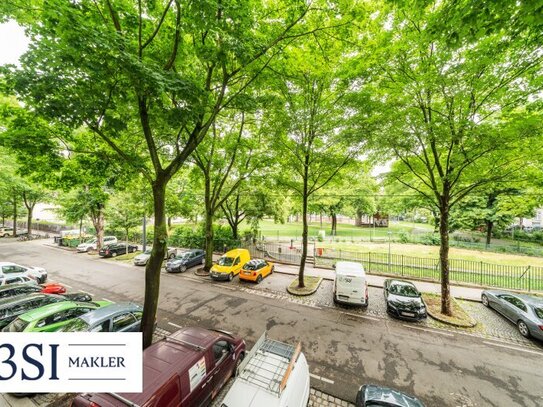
[244,242,543,292]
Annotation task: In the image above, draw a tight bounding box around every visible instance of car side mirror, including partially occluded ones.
[332,264,336,269]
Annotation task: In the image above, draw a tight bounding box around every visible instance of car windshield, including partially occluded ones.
[389,283,419,297]
[218,256,235,266]
[60,318,90,332]
[8,318,29,332]
[175,253,191,260]
[534,307,543,319]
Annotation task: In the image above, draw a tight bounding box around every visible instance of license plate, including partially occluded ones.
[243,271,251,275]
[401,312,416,317]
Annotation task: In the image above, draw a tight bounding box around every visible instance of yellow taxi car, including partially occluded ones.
[238,258,274,284]
[210,248,251,281]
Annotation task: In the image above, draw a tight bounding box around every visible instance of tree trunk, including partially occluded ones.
[320,213,323,228]
[79,217,83,241]
[167,216,172,229]
[439,203,452,316]
[26,206,33,236]
[298,155,310,288]
[331,213,337,236]
[203,178,214,272]
[142,180,167,349]
[355,211,362,227]
[231,221,238,240]
[12,196,17,237]
[91,206,105,250]
[485,220,493,246]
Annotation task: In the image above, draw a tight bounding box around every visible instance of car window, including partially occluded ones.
[389,283,419,297]
[534,307,543,319]
[233,257,240,266]
[218,257,235,266]
[212,340,230,363]
[2,265,25,274]
[502,296,527,312]
[112,313,137,332]
[132,311,143,321]
[8,318,29,332]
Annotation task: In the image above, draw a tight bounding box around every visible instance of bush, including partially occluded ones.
[168,225,240,251]
[397,231,410,243]
[419,233,441,245]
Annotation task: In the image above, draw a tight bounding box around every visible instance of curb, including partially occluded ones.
[424,296,478,328]
[287,277,323,296]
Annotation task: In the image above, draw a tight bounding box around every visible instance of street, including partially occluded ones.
[1,239,542,407]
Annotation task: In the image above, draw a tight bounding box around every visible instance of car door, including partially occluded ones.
[232,256,241,275]
[498,295,519,321]
[35,310,72,332]
[210,340,236,399]
[507,296,528,321]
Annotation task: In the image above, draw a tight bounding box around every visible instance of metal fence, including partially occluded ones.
[244,242,543,292]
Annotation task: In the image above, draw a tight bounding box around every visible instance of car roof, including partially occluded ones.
[0,293,54,309]
[115,327,225,404]
[388,279,417,288]
[0,262,18,267]
[485,290,543,306]
[363,384,423,406]
[224,248,249,257]
[19,301,92,321]
[335,261,365,276]
[0,283,36,292]
[79,303,142,325]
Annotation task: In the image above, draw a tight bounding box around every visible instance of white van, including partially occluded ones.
[333,261,368,306]
[221,331,310,407]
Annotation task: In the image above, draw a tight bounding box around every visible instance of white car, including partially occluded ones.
[221,331,310,407]
[0,262,48,283]
[77,236,118,252]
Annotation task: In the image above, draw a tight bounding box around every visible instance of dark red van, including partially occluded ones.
[72,327,246,407]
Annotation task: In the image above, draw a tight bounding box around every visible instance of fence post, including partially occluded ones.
[528,266,531,292]
[401,255,404,277]
[369,252,372,273]
[480,261,483,286]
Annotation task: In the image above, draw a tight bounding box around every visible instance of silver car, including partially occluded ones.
[482,290,543,341]
[133,247,177,266]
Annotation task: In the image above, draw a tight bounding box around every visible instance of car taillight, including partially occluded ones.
[539,325,543,331]
[106,250,110,255]
[89,402,101,407]
[252,272,256,276]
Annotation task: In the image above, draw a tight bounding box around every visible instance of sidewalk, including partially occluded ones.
[274,262,484,302]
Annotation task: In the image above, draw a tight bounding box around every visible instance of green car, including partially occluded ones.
[3,300,112,332]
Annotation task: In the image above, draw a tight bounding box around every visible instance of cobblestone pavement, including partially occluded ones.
[206,271,543,350]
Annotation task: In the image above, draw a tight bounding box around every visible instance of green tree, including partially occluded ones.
[3,0,318,347]
[355,5,542,315]
[107,190,144,250]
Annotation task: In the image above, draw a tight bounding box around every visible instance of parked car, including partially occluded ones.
[3,300,112,332]
[384,279,427,321]
[60,303,142,332]
[482,290,543,341]
[0,227,13,237]
[134,247,178,266]
[165,249,205,272]
[0,293,92,329]
[0,283,91,301]
[98,243,138,258]
[221,331,310,407]
[356,384,425,407]
[0,261,48,283]
[77,236,118,252]
[72,326,246,407]
[210,248,251,281]
[238,259,274,284]
[333,261,368,306]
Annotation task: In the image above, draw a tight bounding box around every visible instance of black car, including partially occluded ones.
[0,293,91,329]
[165,249,205,273]
[98,243,138,258]
[0,283,92,302]
[384,279,427,321]
[356,384,425,407]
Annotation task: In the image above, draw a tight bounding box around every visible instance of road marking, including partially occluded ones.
[213,284,237,291]
[341,312,380,321]
[402,324,454,337]
[168,322,183,329]
[79,290,95,297]
[102,298,115,303]
[310,373,335,384]
[295,302,321,310]
[483,341,543,355]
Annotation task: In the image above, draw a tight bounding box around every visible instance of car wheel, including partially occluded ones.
[112,252,117,258]
[180,265,187,272]
[228,272,234,282]
[481,294,489,307]
[169,253,175,259]
[270,266,274,274]
[234,352,245,377]
[256,275,263,284]
[86,247,91,253]
[518,320,530,338]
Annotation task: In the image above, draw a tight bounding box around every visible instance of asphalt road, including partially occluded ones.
[1,239,542,407]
